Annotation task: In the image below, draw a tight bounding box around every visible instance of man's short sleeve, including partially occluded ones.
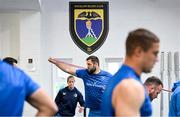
[75,69,86,79]
[22,71,40,98]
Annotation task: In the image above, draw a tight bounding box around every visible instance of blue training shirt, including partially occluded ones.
[0,61,40,116]
[169,81,180,116]
[76,69,112,110]
[101,64,152,116]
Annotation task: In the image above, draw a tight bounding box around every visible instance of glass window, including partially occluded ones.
[52,58,72,99]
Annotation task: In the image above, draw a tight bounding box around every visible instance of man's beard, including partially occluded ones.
[87,66,96,74]
[142,67,151,73]
[142,63,154,73]
[149,93,153,101]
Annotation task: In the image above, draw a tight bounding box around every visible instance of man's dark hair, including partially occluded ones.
[86,55,99,66]
[67,76,74,82]
[3,57,18,65]
[144,76,163,87]
[126,28,160,57]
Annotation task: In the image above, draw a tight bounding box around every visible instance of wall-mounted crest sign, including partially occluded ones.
[69,1,109,54]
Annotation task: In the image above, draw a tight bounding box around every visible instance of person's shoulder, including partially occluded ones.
[113,78,145,99]
[74,87,82,93]
[74,87,78,90]
[173,86,180,95]
[1,61,26,78]
[100,70,112,76]
[0,61,17,72]
[76,68,87,72]
[63,86,68,90]
[118,78,144,90]
[59,87,67,92]
[76,68,87,73]
[112,78,145,112]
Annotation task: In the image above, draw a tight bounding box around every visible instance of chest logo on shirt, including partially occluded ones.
[86,81,105,90]
[74,93,78,97]
[63,92,66,95]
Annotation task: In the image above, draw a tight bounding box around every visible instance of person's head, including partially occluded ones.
[144,76,163,101]
[3,57,18,66]
[86,55,100,74]
[67,76,75,90]
[125,28,160,73]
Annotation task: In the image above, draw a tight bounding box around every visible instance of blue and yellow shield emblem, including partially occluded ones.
[69,2,109,54]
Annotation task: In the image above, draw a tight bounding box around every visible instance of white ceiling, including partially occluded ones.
[0,0,180,13]
[0,0,41,12]
[40,0,180,12]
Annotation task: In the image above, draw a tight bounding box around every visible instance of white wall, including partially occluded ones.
[18,11,41,115]
[0,0,180,116]
[0,13,19,59]
[41,0,180,116]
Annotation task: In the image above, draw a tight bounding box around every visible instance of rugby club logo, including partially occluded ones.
[69,1,109,54]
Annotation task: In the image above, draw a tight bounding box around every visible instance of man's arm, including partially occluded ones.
[48,58,77,75]
[27,88,58,116]
[55,89,63,106]
[78,91,85,113]
[112,79,145,116]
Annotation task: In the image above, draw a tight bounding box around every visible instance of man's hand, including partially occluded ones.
[48,57,57,64]
[48,57,76,75]
[78,106,84,113]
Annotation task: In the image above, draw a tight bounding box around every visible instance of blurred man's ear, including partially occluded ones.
[95,62,98,65]
[13,63,17,67]
[148,85,155,93]
[94,62,99,67]
[134,46,143,57]
[150,87,155,93]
